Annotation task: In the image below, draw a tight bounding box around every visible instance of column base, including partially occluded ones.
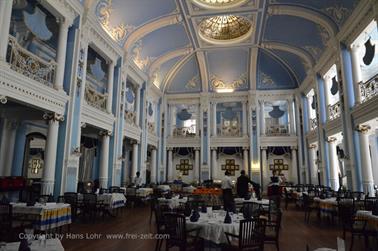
[329,178,339,191]
[363,181,374,195]
[99,178,108,188]
[41,180,55,195]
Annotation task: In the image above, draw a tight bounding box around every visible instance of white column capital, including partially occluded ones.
[308,144,317,149]
[0,95,7,104]
[355,124,371,134]
[99,130,112,137]
[43,113,64,122]
[326,137,338,144]
[290,146,298,150]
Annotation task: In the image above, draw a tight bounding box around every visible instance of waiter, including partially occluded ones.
[236,170,261,199]
[222,170,235,212]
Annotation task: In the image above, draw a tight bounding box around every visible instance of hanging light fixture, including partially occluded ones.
[363,38,375,65]
[330,77,339,95]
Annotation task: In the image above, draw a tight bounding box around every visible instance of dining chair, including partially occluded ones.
[364,196,377,211]
[64,192,81,221]
[264,209,282,251]
[241,202,261,219]
[303,193,316,223]
[0,203,13,242]
[163,213,202,251]
[224,217,267,251]
[154,204,171,251]
[82,193,106,221]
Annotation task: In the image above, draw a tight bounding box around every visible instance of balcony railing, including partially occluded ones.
[84,85,107,111]
[125,110,136,125]
[147,122,155,134]
[310,117,318,131]
[360,75,378,103]
[173,126,196,138]
[328,101,341,121]
[266,125,289,136]
[217,125,241,137]
[7,35,57,86]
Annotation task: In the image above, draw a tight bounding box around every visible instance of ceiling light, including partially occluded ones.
[192,0,248,10]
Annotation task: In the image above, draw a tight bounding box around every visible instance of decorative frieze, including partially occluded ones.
[125,110,136,124]
[309,117,318,131]
[7,36,57,87]
[147,121,155,134]
[43,112,64,122]
[0,95,7,104]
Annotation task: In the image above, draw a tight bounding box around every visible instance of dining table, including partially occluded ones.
[158,196,187,209]
[313,197,338,218]
[1,238,64,251]
[11,202,72,231]
[186,210,242,244]
[78,193,127,209]
[356,210,378,230]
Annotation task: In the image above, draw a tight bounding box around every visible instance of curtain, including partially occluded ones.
[79,146,96,181]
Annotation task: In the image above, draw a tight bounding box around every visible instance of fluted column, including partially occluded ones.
[135,87,141,126]
[122,150,130,186]
[327,137,339,191]
[291,146,298,184]
[131,142,139,180]
[106,61,115,113]
[211,147,217,179]
[167,148,173,181]
[54,18,70,90]
[0,0,13,62]
[242,101,247,136]
[194,147,200,182]
[350,45,362,104]
[99,130,111,188]
[170,105,176,136]
[0,119,18,176]
[261,147,268,189]
[356,125,374,194]
[323,76,331,120]
[308,144,317,185]
[243,147,249,173]
[150,147,157,184]
[288,98,295,135]
[42,113,64,195]
[260,101,265,135]
[307,97,313,130]
[212,102,217,136]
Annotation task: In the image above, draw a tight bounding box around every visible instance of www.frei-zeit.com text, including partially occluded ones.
[19,233,170,240]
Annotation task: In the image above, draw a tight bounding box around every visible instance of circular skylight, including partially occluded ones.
[198,15,252,44]
[192,0,248,10]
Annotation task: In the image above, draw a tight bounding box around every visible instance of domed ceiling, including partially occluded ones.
[94,0,360,93]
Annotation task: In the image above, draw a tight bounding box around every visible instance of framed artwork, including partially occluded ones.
[176,159,193,175]
[221,165,226,170]
[235,165,240,170]
[176,165,180,170]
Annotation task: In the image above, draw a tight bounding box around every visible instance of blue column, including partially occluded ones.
[12,123,27,176]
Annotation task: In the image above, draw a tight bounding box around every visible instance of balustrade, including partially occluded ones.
[310,117,318,131]
[6,35,57,86]
[265,124,289,136]
[173,126,196,137]
[328,101,341,120]
[360,75,378,103]
[84,84,107,111]
[125,110,136,125]
[217,125,241,137]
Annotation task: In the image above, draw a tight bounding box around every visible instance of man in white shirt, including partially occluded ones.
[133,171,143,187]
[222,170,235,212]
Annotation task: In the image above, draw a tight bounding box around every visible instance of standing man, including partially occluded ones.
[236,170,261,199]
[222,170,235,212]
[133,171,143,188]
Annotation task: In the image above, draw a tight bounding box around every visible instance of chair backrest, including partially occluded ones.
[0,203,12,223]
[351,191,364,201]
[83,193,97,205]
[109,186,120,193]
[39,194,54,203]
[241,202,261,218]
[364,197,377,211]
[239,218,266,249]
[271,209,283,237]
[64,192,78,205]
[338,201,355,227]
[163,213,187,244]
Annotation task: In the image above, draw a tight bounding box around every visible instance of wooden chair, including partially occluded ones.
[303,193,315,223]
[64,192,81,221]
[82,193,106,221]
[163,213,202,251]
[284,188,295,210]
[241,202,261,219]
[154,204,171,251]
[0,203,13,242]
[224,218,266,251]
[364,196,378,211]
[264,209,283,251]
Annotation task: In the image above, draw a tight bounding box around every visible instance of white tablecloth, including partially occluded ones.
[182,186,196,193]
[78,193,126,209]
[234,198,270,206]
[136,188,153,197]
[158,197,187,209]
[11,203,71,231]
[186,211,240,244]
[3,238,64,251]
[157,185,171,191]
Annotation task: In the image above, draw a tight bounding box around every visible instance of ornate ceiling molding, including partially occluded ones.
[210,73,247,90]
[196,51,208,92]
[124,14,182,51]
[192,0,249,10]
[163,52,196,93]
[261,41,314,72]
[149,46,193,75]
[267,5,337,38]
